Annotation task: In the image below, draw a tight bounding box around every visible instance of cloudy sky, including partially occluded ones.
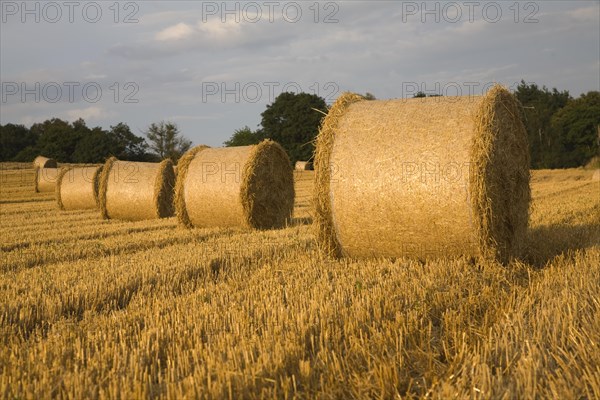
[1,1,598,146]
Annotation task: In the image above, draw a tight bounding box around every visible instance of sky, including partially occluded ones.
[1,0,599,147]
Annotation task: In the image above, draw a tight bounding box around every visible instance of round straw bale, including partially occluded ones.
[35,167,59,193]
[295,161,313,171]
[98,158,175,221]
[314,85,530,264]
[176,140,294,229]
[33,155,57,169]
[56,165,103,210]
[175,145,210,227]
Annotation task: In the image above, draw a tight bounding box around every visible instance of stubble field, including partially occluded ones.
[1,164,599,399]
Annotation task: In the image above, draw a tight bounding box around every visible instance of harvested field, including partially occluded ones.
[0,164,599,399]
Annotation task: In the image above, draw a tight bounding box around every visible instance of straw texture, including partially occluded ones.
[33,156,57,169]
[56,165,103,211]
[35,167,59,193]
[176,140,294,229]
[98,158,175,221]
[175,145,210,228]
[314,85,530,264]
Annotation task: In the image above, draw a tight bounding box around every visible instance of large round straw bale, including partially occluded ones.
[33,155,57,169]
[34,167,59,193]
[176,140,294,229]
[56,165,103,210]
[174,145,210,227]
[295,161,313,171]
[98,158,175,221]
[314,85,530,264]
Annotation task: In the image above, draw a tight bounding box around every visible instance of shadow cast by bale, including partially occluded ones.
[525,223,600,267]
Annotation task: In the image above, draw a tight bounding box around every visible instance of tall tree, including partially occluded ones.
[259,92,328,163]
[108,123,149,161]
[32,118,85,162]
[551,91,600,168]
[72,128,114,163]
[514,80,571,168]
[144,121,192,162]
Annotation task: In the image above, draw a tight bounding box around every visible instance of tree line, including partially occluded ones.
[514,81,599,168]
[1,83,598,168]
[0,119,191,164]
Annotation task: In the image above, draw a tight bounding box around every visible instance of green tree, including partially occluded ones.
[108,123,149,161]
[72,128,114,163]
[13,146,39,162]
[364,92,376,100]
[224,126,261,147]
[0,123,38,161]
[412,92,441,98]
[145,121,192,162]
[259,92,328,163]
[551,91,600,168]
[32,118,85,162]
[515,80,571,168]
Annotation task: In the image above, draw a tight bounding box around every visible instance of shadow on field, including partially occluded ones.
[526,223,600,267]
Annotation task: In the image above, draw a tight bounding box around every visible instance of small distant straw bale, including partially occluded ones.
[33,156,57,169]
[295,161,313,171]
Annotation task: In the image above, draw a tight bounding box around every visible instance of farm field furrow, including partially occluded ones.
[1,219,176,251]
[1,226,225,273]
[1,166,599,399]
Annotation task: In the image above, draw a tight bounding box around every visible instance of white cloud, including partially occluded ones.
[155,22,194,41]
[65,106,110,121]
[196,19,242,41]
[568,5,600,22]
